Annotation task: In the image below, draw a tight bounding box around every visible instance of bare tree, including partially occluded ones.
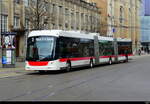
[26,0,50,30]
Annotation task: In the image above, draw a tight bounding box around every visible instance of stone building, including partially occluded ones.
[0,0,26,61]
[87,0,108,36]
[25,0,100,33]
[0,0,101,61]
[87,0,142,54]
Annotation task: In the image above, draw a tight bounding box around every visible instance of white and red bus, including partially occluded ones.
[25,30,133,72]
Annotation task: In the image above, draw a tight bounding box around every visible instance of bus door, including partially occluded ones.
[94,36,100,65]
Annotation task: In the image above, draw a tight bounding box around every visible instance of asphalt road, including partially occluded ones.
[0,56,150,101]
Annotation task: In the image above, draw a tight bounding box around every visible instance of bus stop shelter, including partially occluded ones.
[1,32,16,68]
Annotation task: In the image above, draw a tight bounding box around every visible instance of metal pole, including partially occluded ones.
[0,0,2,44]
[0,0,3,61]
[112,0,118,63]
[114,37,118,63]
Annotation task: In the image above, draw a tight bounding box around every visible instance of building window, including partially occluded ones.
[14,0,20,4]
[59,6,63,24]
[14,16,20,28]
[59,6,63,15]
[52,4,57,14]
[25,19,29,29]
[24,0,29,6]
[44,1,49,12]
[81,13,84,29]
[120,6,124,23]
[1,15,8,32]
[76,12,79,26]
[71,11,74,28]
[65,8,69,24]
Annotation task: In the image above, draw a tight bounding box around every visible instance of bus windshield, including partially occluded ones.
[26,36,55,61]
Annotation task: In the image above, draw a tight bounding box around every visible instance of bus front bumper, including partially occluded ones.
[25,66,60,71]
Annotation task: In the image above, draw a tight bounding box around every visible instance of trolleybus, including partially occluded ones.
[25,30,133,72]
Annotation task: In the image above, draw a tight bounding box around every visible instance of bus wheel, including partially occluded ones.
[90,59,94,68]
[109,58,112,65]
[66,62,71,72]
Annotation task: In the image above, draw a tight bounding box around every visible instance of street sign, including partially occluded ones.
[113,28,116,33]
[1,32,16,36]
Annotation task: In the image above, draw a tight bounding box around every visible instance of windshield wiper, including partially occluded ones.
[40,55,51,61]
[27,57,38,61]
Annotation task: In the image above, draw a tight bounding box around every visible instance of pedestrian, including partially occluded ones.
[138,49,141,56]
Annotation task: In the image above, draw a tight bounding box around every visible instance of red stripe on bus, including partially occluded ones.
[128,54,133,56]
[119,54,133,57]
[100,56,110,58]
[59,54,133,62]
[59,57,93,62]
[119,54,126,56]
[28,61,49,66]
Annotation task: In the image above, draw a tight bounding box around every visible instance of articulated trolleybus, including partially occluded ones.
[25,30,133,72]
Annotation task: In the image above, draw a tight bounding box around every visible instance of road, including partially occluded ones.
[0,56,150,101]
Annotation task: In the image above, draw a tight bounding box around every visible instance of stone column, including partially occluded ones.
[79,11,81,31]
[21,0,25,29]
[74,11,77,31]
[8,0,14,31]
[62,6,66,30]
[56,5,59,29]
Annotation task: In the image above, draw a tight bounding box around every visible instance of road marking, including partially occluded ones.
[48,85,53,88]
[48,92,55,97]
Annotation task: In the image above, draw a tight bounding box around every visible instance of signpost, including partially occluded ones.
[1,32,16,68]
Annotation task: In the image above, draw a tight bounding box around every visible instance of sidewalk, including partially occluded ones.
[0,61,26,74]
[0,54,150,74]
[131,54,150,59]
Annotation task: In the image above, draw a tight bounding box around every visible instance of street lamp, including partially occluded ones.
[0,0,2,48]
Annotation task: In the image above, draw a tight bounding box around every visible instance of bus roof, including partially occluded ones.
[28,30,97,39]
[28,30,131,42]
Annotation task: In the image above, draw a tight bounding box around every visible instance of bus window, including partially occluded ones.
[26,36,55,61]
[99,41,114,56]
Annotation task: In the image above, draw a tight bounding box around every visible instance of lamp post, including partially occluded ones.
[0,0,2,48]
[0,0,3,62]
[113,28,118,63]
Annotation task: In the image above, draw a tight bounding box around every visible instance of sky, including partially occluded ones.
[144,0,150,16]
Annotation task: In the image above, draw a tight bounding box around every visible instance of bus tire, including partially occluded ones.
[90,59,94,68]
[109,58,112,65]
[66,61,71,72]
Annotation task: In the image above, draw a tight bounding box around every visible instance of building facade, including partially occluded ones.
[0,0,26,61]
[88,0,142,54]
[87,0,108,36]
[0,0,100,61]
[108,0,142,54]
[25,0,100,33]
